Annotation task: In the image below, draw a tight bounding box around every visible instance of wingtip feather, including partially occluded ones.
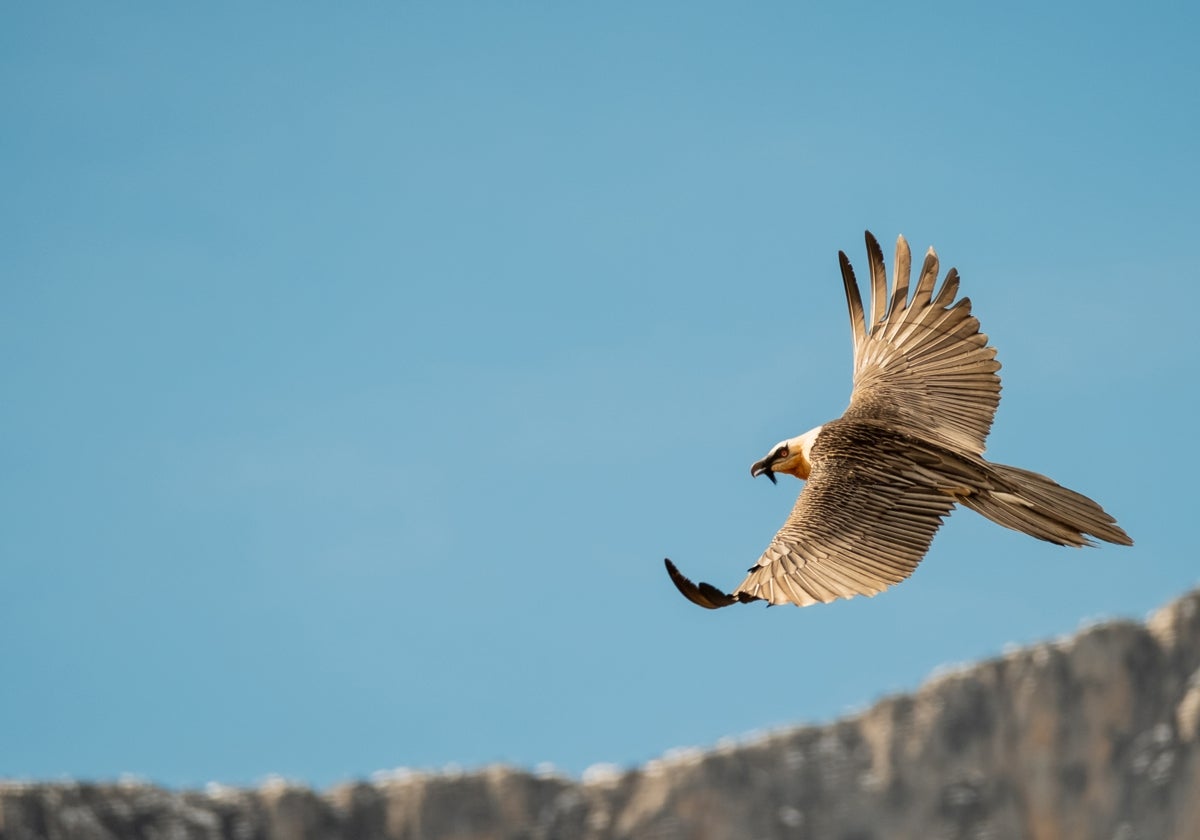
[664,558,737,609]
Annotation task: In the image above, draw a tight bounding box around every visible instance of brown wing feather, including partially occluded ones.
[866,232,888,328]
[732,421,960,607]
[663,232,1129,612]
[840,250,867,347]
[840,232,1001,456]
[887,234,912,319]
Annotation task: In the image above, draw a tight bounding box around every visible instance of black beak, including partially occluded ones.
[750,458,777,484]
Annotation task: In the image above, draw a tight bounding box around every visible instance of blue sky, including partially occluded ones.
[2,3,1197,788]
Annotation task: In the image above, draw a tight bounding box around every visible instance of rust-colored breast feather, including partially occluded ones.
[662,231,1130,611]
[734,421,961,606]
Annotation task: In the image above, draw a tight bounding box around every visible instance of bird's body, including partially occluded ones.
[666,232,1132,610]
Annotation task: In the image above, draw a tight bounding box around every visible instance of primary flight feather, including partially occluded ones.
[665,231,1132,609]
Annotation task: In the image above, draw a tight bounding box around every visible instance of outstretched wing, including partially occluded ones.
[840,231,1001,456]
[666,422,963,608]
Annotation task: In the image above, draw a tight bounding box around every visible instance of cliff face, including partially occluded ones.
[5,589,1200,840]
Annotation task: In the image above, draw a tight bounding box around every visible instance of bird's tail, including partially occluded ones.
[960,463,1132,547]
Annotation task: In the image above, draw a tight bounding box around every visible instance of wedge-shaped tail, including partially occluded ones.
[961,463,1132,547]
[663,232,1132,611]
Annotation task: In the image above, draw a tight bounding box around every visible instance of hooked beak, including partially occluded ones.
[750,458,777,484]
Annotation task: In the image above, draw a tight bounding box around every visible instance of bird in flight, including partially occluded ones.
[665,231,1132,609]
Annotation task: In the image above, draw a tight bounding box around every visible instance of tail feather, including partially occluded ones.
[961,463,1132,547]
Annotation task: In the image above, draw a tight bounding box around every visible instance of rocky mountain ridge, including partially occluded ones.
[4,588,1200,840]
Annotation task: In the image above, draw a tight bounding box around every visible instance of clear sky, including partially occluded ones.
[2,3,1197,789]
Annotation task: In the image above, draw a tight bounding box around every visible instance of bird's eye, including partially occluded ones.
[775,447,789,459]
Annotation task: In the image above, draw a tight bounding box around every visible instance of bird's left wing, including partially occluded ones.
[840,232,1001,456]
[666,423,962,608]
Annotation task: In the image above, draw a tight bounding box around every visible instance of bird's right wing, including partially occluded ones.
[666,423,965,609]
[840,232,1001,456]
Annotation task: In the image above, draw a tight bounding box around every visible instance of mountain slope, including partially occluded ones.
[4,588,1200,840]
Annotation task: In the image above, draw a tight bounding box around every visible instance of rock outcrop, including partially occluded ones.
[4,589,1200,840]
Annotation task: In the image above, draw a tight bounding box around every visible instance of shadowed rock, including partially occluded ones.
[4,589,1199,839]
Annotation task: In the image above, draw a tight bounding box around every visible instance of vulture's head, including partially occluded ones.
[750,427,822,483]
